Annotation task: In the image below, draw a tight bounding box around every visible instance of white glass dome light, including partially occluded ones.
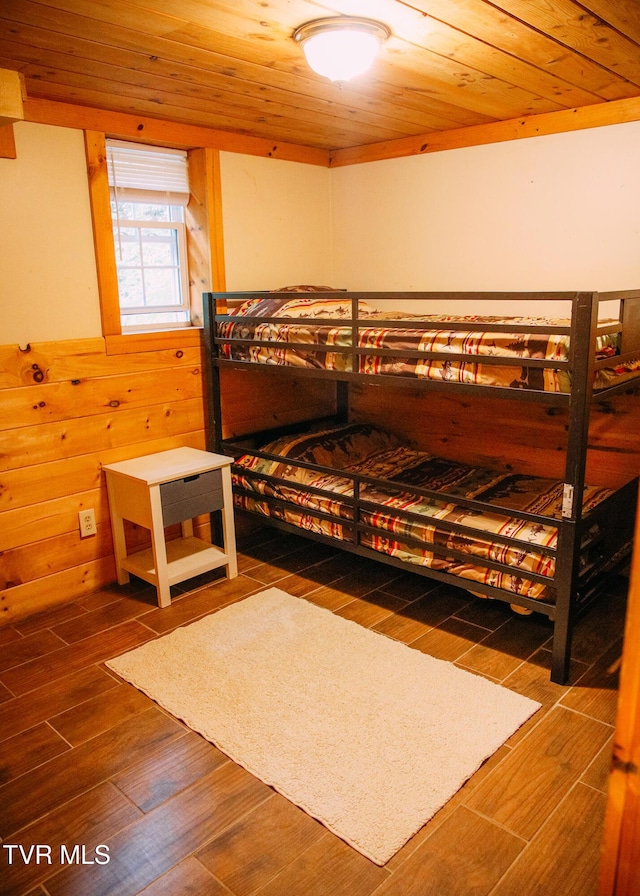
[293,17,391,84]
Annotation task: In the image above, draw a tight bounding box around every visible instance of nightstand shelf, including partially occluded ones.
[103,447,237,608]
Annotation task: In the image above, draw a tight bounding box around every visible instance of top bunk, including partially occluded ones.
[203,288,640,404]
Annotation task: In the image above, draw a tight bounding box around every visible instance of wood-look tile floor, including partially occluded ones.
[0,527,627,896]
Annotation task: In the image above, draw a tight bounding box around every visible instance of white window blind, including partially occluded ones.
[106,140,190,206]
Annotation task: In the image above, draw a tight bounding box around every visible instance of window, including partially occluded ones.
[106,140,192,331]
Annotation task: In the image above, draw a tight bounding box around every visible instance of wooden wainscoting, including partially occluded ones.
[4,351,636,628]
[218,366,338,440]
[0,333,207,626]
[349,381,640,489]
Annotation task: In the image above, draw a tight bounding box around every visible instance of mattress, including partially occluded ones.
[216,295,640,391]
[232,422,612,602]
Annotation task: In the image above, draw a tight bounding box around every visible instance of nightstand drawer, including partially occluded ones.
[160,469,223,526]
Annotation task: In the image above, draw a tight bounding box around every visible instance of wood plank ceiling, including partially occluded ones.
[1,0,640,156]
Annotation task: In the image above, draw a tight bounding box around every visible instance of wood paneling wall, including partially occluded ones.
[0,334,206,626]
[349,381,640,488]
[2,349,637,628]
[218,367,337,440]
[215,367,640,487]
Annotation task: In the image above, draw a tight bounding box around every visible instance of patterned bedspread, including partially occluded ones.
[216,296,640,391]
[233,423,611,602]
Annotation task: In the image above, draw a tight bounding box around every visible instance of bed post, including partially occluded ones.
[619,291,640,354]
[551,292,599,683]
[550,528,578,683]
[336,380,349,424]
[201,291,226,546]
[202,292,223,453]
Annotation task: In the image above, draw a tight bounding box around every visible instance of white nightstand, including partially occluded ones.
[103,447,237,608]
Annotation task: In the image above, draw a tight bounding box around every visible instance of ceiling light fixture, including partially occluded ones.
[293,17,390,85]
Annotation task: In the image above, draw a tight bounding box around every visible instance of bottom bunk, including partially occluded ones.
[221,419,637,683]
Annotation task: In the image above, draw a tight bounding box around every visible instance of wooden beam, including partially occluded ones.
[0,69,24,125]
[0,124,16,159]
[23,92,640,170]
[24,97,330,167]
[206,148,226,292]
[329,96,640,167]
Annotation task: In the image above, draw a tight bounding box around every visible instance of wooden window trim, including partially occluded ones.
[0,123,17,158]
[84,131,225,354]
[85,130,121,337]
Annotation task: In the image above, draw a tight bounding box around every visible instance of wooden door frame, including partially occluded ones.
[599,496,640,894]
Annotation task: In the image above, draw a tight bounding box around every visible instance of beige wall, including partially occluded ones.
[0,125,334,347]
[219,151,333,291]
[3,118,640,343]
[330,120,640,315]
[0,122,102,344]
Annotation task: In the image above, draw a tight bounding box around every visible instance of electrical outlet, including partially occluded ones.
[79,508,97,537]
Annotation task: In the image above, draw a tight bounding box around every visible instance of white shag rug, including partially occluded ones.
[107,587,540,865]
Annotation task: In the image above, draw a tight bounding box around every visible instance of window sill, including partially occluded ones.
[105,328,203,355]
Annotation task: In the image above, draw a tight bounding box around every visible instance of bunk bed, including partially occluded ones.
[202,289,640,683]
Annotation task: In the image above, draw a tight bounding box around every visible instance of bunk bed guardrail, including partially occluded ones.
[202,290,640,683]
